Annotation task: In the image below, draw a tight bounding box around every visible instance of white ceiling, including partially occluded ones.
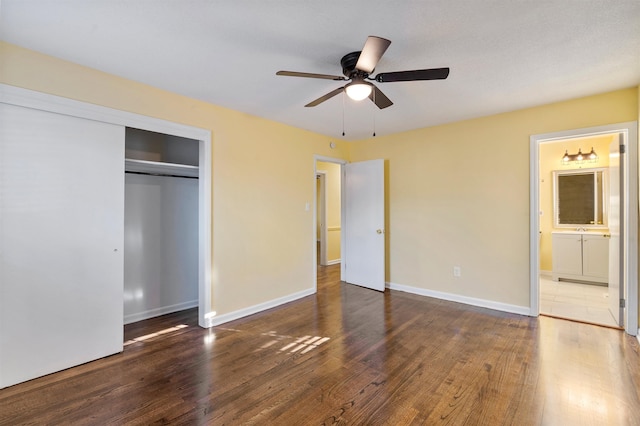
[2,1,639,140]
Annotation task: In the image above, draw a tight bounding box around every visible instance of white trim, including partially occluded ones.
[387,282,531,316]
[0,84,209,140]
[124,300,198,325]
[530,121,638,336]
[210,288,315,326]
[637,330,640,345]
[315,155,348,164]
[530,135,541,317]
[198,137,213,328]
[539,269,552,278]
[0,83,214,329]
[326,259,341,265]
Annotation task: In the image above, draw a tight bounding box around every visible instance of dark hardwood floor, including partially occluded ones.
[2,264,640,425]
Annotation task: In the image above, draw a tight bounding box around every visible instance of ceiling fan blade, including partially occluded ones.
[305,87,345,107]
[355,36,391,74]
[375,67,450,83]
[369,85,393,109]
[277,70,346,81]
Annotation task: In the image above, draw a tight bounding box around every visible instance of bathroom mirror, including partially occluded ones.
[553,168,607,228]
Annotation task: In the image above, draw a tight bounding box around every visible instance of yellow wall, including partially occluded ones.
[538,135,613,271]
[349,88,638,308]
[2,41,638,318]
[316,161,341,262]
[0,42,350,316]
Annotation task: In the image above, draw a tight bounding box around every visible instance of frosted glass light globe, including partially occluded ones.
[345,82,372,101]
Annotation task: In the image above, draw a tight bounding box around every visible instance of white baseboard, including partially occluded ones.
[637,330,640,344]
[386,282,531,316]
[326,259,341,266]
[124,300,198,325]
[210,288,315,327]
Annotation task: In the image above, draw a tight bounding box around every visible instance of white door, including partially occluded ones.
[344,159,385,291]
[0,104,125,388]
[608,136,623,326]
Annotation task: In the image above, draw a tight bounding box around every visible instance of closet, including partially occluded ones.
[1,84,210,389]
[124,128,199,324]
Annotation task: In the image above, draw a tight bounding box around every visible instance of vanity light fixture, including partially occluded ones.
[561,147,598,164]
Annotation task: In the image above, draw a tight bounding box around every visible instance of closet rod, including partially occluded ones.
[125,171,198,180]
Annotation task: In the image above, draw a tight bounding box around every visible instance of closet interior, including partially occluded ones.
[124,127,199,324]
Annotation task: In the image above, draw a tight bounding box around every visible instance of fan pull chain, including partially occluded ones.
[342,91,345,137]
[372,89,376,137]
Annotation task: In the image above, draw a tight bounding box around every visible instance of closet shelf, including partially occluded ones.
[125,159,199,178]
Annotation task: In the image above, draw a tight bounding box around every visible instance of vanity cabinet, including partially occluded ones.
[552,232,609,284]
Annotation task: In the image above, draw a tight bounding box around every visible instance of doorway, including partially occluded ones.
[316,163,342,267]
[123,128,200,325]
[313,156,387,293]
[530,122,638,335]
[538,134,616,327]
[314,158,345,291]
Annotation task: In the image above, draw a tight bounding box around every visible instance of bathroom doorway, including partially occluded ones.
[538,134,616,326]
[530,122,638,334]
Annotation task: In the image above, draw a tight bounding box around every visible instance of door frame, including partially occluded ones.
[529,121,638,336]
[0,84,214,328]
[313,155,347,291]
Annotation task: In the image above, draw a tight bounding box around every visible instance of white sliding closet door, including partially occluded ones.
[0,104,125,388]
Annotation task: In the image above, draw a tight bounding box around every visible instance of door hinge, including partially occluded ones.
[620,298,626,308]
[620,144,626,154]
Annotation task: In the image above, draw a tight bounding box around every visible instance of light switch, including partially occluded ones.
[305,202,310,211]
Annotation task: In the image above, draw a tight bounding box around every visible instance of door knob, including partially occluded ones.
[376,229,383,234]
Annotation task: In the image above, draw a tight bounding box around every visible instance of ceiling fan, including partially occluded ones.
[276,35,450,109]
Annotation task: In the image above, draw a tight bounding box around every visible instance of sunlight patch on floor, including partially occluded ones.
[124,324,189,346]
[256,331,330,354]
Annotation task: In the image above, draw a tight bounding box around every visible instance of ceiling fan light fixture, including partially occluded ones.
[345,81,372,101]
[276,35,449,110]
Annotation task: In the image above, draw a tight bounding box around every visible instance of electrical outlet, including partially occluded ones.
[453,266,461,277]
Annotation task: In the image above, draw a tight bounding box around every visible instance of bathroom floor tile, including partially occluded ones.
[539,276,618,328]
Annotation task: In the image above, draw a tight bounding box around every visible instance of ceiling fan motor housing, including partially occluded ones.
[341,51,369,78]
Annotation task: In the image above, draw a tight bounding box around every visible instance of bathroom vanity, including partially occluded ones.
[551,231,609,284]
